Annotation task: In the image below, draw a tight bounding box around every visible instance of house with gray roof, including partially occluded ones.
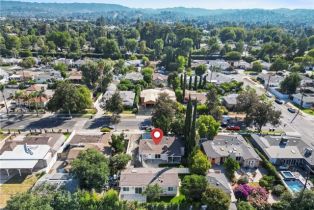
[202,134,261,168]
[119,167,180,202]
[222,93,239,110]
[251,134,314,170]
[124,72,143,81]
[101,90,135,108]
[139,136,184,164]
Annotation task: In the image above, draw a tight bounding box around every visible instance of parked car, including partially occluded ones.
[275,99,284,104]
[226,125,241,131]
[288,108,297,113]
[266,92,272,98]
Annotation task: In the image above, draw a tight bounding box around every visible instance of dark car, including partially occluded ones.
[275,99,284,104]
[226,125,241,131]
[288,108,297,113]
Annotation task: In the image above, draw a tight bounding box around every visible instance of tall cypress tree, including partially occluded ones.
[203,75,207,87]
[190,100,198,151]
[194,76,198,90]
[198,75,203,89]
[183,73,187,102]
[188,51,192,68]
[184,96,193,155]
[180,74,183,89]
[189,76,192,90]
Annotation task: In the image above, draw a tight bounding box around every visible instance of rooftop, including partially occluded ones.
[202,134,261,161]
[119,168,180,187]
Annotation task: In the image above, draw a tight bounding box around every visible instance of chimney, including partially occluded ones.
[180,147,185,156]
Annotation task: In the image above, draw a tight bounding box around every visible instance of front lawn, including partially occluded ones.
[0,174,42,208]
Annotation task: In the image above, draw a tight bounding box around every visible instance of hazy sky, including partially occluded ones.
[7,0,314,9]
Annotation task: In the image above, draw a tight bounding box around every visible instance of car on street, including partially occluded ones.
[266,92,272,98]
[226,125,241,131]
[275,99,284,104]
[288,108,297,113]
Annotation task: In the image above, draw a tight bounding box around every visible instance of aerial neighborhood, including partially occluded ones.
[0,1,314,210]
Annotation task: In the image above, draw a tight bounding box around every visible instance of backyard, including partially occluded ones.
[0,174,42,208]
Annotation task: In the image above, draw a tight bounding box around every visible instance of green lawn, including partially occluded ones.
[303,109,314,116]
[0,174,42,208]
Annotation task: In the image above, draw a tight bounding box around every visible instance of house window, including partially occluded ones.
[236,156,241,161]
[155,154,161,159]
[168,187,174,191]
[122,187,129,192]
[135,187,142,194]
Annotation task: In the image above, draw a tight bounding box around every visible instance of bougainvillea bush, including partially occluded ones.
[234,184,269,209]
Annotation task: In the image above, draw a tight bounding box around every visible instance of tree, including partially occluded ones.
[0,84,9,114]
[196,115,220,139]
[105,92,123,116]
[151,93,177,133]
[167,72,180,90]
[125,38,138,53]
[5,35,21,50]
[6,192,53,210]
[201,187,231,210]
[251,61,262,72]
[20,57,36,68]
[195,64,207,76]
[206,88,220,113]
[189,149,211,175]
[110,133,127,154]
[143,184,163,202]
[225,51,241,61]
[139,40,147,54]
[181,175,208,202]
[184,96,193,154]
[237,88,259,117]
[71,148,110,192]
[180,38,193,56]
[54,62,68,78]
[81,60,101,88]
[47,82,92,114]
[248,101,281,132]
[109,153,131,175]
[223,157,240,179]
[95,37,121,59]
[141,67,153,84]
[153,38,164,58]
[274,190,314,210]
[270,58,288,72]
[237,201,256,210]
[280,72,301,94]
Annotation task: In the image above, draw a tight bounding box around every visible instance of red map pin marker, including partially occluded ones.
[151,128,164,145]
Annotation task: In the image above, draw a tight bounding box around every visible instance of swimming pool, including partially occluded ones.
[284,179,304,193]
[281,171,295,179]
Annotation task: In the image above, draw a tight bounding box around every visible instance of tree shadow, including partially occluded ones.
[84,116,111,129]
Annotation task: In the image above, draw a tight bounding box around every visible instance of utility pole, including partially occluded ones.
[265,73,273,93]
[291,86,304,123]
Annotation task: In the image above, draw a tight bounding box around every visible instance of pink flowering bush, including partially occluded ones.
[234,185,269,209]
[248,186,269,209]
[234,184,252,200]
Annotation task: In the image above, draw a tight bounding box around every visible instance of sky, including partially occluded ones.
[6,0,314,9]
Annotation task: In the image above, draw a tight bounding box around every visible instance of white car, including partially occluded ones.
[266,92,272,98]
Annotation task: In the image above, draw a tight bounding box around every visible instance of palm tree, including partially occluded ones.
[0,84,9,114]
[14,90,23,113]
[30,92,39,117]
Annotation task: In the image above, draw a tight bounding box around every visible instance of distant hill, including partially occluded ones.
[1,1,314,25]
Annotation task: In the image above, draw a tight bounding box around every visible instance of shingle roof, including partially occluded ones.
[202,134,261,160]
[222,94,239,105]
[251,134,314,166]
[119,168,180,187]
[139,136,184,157]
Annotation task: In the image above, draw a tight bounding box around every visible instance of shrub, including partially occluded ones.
[272,184,285,197]
[237,176,249,184]
[259,175,275,190]
[100,127,111,133]
[234,184,252,201]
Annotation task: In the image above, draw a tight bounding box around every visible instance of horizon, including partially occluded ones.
[3,0,314,9]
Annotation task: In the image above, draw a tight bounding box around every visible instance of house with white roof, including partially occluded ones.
[140,88,176,107]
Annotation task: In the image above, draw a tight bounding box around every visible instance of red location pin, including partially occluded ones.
[151,128,164,145]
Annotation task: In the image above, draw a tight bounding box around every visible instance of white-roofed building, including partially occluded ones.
[0,144,52,176]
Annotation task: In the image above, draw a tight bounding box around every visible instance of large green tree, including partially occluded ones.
[223,157,240,179]
[201,187,231,210]
[280,72,301,94]
[151,93,177,133]
[143,184,163,202]
[181,175,208,202]
[189,149,211,175]
[71,148,110,192]
[196,115,220,139]
[47,82,92,114]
